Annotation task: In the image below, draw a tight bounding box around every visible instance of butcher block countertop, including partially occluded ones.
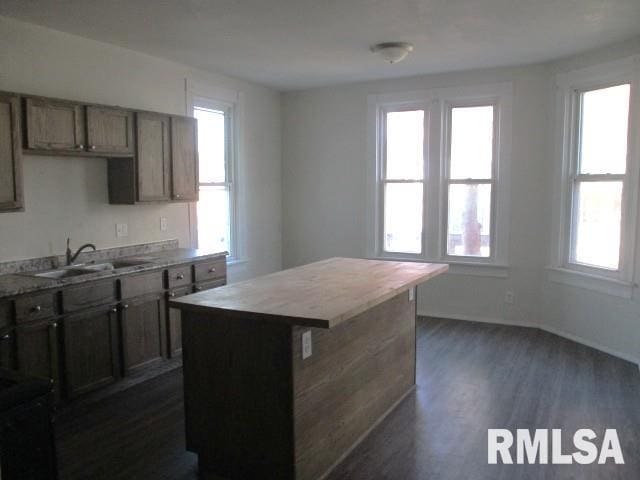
[169,257,448,328]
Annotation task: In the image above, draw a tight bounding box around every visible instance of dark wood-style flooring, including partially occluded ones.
[56,318,640,479]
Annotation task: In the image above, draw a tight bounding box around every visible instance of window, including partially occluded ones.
[381,109,425,254]
[570,85,629,270]
[445,105,495,258]
[193,100,235,255]
[551,57,640,296]
[369,83,512,269]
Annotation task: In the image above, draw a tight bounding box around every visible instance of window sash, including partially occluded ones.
[442,102,498,261]
[379,107,427,256]
[193,98,236,257]
[564,83,632,275]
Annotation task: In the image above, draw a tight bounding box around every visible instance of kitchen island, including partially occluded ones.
[169,257,448,480]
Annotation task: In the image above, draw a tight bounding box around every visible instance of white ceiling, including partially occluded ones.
[1,0,639,91]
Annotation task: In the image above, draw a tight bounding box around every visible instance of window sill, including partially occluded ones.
[368,255,508,278]
[546,266,636,299]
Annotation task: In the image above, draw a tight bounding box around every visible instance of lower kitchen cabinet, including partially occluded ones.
[15,320,60,389]
[166,287,191,358]
[0,329,16,369]
[121,293,166,374]
[62,304,121,398]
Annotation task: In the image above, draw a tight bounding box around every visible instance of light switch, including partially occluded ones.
[160,217,168,231]
[302,330,312,360]
[408,287,415,302]
[116,223,128,238]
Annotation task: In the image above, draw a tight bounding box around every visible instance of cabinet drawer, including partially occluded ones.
[193,258,226,283]
[167,265,192,289]
[193,278,226,293]
[63,279,117,312]
[120,270,164,299]
[15,292,57,323]
[167,286,191,300]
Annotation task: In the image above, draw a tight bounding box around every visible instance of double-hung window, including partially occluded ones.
[381,108,426,255]
[552,57,640,295]
[370,83,511,270]
[444,104,496,258]
[193,99,235,256]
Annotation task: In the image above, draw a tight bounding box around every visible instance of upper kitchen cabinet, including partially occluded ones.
[86,106,134,156]
[171,116,199,202]
[0,93,24,212]
[24,97,86,153]
[135,112,171,201]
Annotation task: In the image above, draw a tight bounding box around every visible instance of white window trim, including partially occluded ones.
[366,82,512,275]
[186,80,245,262]
[549,56,640,298]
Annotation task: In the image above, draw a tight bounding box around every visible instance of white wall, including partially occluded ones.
[283,65,551,330]
[0,15,282,282]
[282,38,640,364]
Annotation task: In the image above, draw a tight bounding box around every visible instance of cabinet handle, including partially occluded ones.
[122,304,129,310]
[52,322,58,329]
[31,305,42,313]
[111,307,118,313]
[175,194,181,199]
[169,291,176,297]
[194,286,201,292]
[176,273,184,280]
[77,144,84,150]
[90,145,97,151]
[208,267,216,273]
[1,333,11,340]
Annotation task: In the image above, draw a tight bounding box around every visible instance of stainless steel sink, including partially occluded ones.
[82,258,153,271]
[30,268,94,279]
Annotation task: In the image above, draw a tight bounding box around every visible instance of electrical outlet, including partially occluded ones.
[505,291,514,304]
[408,287,415,302]
[116,223,128,238]
[160,217,168,232]
[302,330,312,360]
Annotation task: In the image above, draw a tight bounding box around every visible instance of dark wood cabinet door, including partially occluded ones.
[166,287,190,358]
[136,112,170,201]
[170,116,199,201]
[121,294,166,374]
[25,97,85,152]
[86,106,134,155]
[0,94,23,211]
[0,329,16,369]
[62,305,120,398]
[15,320,60,387]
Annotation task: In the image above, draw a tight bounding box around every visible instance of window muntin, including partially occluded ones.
[381,109,425,254]
[569,84,630,271]
[194,105,233,255]
[445,105,495,258]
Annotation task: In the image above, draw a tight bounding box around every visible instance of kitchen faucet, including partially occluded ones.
[66,238,97,266]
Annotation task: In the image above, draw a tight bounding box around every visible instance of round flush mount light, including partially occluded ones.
[370,42,414,64]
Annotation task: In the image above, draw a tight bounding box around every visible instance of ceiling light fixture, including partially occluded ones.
[370,42,414,64]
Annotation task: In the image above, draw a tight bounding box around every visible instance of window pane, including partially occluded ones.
[383,183,423,253]
[579,84,630,175]
[574,181,622,269]
[450,106,494,180]
[194,106,226,183]
[385,110,424,180]
[197,185,230,253]
[447,184,491,257]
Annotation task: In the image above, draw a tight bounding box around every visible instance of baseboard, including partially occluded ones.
[418,310,539,329]
[419,310,640,369]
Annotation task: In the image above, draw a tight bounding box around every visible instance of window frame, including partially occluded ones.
[367,83,512,271]
[192,96,238,259]
[552,57,640,291]
[441,100,499,263]
[378,104,429,258]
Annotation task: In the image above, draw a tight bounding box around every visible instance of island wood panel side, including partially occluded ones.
[291,292,416,480]
[181,311,296,480]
